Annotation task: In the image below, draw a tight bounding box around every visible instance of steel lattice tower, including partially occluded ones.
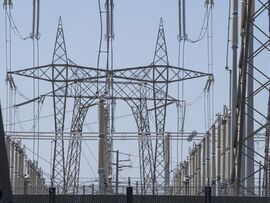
[51,17,68,189]
[9,17,211,194]
[231,0,270,196]
[152,18,170,194]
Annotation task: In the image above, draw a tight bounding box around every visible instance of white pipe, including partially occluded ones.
[33,162,37,194]
[164,133,170,194]
[184,161,189,195]
[206,132,210,185]
[202,137,206,188]
[14,144,19,194]
[18,148,24,194]
[226,113,232,186]
[193,149,197,195]
[189,153,193,195]
[221,118,227,187]
[211,125,216,195]
[217,115,222,195]
[10,142,15,191]
[197,144,202,194]
[98,100,106,194]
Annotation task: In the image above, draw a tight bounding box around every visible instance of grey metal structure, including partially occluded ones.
[152,19,170,194]
[231,0,269,196]
[172,0,270,194]
[172,108,257,196]
[4,136,47,195]
[8,16,211,194]
[50,17,68,191]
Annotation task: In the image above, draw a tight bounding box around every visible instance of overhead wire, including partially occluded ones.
[176,0,214,165]
[225,0,232,70]
[30,0,41,163]
[83,140,98,162]
[32,37,36,162]
[5,4,17,135]
[75,112,133,131]
[6,108,73,127]
[177,0,187,164]
[202,3,215,130]
[176,2,214,133]
[37,38,41,166]
[211,5,215,125]
[185,6,211,44]
[31,0,36,142]
[176,0,181,165]
[187,90,204,106]
[8,8,12,133]
[14,107,24,130]
[118,151,139,158]
[81,149,96,178]
[36,0,41,166]
[180,40,186,163]
[4,0,41,163]
[225,0,232,109]
[16,88,30,101]
[4,3,42,137]
[24,144,51,165]
[23,144,52,181]
[6,9,31,40]
[96,0,103,91]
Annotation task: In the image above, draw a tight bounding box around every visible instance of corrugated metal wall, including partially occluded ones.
[12,195,270,203]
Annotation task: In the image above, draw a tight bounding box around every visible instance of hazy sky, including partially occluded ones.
[0,1,233,186]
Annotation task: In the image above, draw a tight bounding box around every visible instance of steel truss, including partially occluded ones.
[8,18,211,194]
[232,0,270,196]
[50,18,68,189]
[126,82,154,194]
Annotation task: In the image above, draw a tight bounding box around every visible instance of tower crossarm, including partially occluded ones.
[112,65,212,83]
[8,64,107,82]
[8,64,211,83]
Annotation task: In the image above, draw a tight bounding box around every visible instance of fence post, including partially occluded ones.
[126,187,133,203]
[91,184,94,194]
[49,187,56,203]
[205,186,211,203]
[136,181,138,195]
[24,177,30,194]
